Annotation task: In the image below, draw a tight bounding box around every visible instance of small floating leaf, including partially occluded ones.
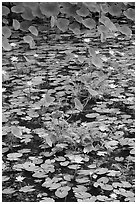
[7,153,22,161]
[95,168,108,175]
[82,18,96,29]
[28,25,38,36]
[13,19,20,30]
[11,5,25,13]
[19,185,35,192]
[2,6,10,16]
[2,26,11,38]
[100,183,113,191]
[3,188,16,194]
[123,8,135,21]
[55,186,71,198]
[85,113,99,118]
[56,18,69,32]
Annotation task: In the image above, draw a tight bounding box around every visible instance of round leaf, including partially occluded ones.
[2,6,10,16]
[56,18,69,32]
[11,5,25,13]
[2,37,12,51]
[2,26,11,38]
[28,26,38,36]
[13,19,20,30]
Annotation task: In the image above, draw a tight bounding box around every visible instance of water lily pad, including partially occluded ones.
[74,191,91,199]
[7,152,22,161]
[19,185,35,192]
[55,186,71,198]
[97,177,109,184]
[3,187,16,194]
[60,161,69,166]
[76,176,90,183]
[40,197,55,202]
[95,168,108,175]
[85,113,100,118]
[100,183,113,191]
[97,195,108,201]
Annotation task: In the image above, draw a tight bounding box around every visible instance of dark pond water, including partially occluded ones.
[2,20,135,202]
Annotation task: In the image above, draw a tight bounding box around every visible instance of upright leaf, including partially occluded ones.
[74,98,83,111]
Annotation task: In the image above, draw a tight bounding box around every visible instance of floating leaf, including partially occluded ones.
[13,19,20,30]
[130,148,135,155]
[7,153,22,161]
[121,181,132,188]
[76,5,89,17]
[42,93,55,107]
[82,18,96,29]
[101,183,113,191]
[28,26,38,36]
[3,188,16,194]
[23,35,33,44]
[85,113,99,118]
[115,157,124,161]
[76,177,90,183]
[74,98,83,111]
[2,176,10,182]
[56,18,69,32]
[123,8,135,21]
[40,2,59,17]
[55,186,71,198]
[2,26,11,38]
[97,177,109,184]
[88,164,96,169]
[118,25,132,37]
[68,164,81,169]
[11,126,22,138]
[95,168,108,175]
[21,7,34,20]
[11,5,25,13]
[105,140,119,148]
[41,197,55,202]
[60,161,69,166]
[108,3,122,16]
[74,191,91,199]
[19,185,35,192]
[99,15,117,32]
[100,4,109,13]
[20,21,31,31]
[2,6,10,15]
[97,195,109,201]
[51,16,56,28]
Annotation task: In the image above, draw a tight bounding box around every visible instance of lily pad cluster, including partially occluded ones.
[2,2,134,202]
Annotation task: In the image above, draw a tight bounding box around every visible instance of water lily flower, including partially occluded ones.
[83,38,90,43]
[74,54,78,58]
[2,70,7,75]
[27,81,33,87]
[95,50,100,54]
[110,193,117,199]
[109,49,115,56]
[34,53,38,57]
[2,88,6,92]
[41,94,46,98]
[11,56,18,62]
[16,175,25,182]
[10,43,16,47]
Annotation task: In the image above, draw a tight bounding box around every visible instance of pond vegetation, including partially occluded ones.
[2,2,135,202]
